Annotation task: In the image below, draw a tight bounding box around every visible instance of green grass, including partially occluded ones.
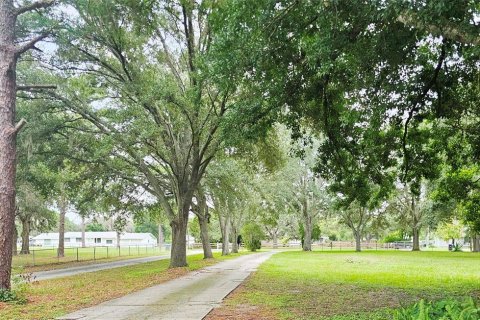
[209,250,480,320]
[12,246,169,271]
[1,251,250,320]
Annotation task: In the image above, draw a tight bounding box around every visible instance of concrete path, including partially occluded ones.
[32,250,203,281]
[57,251,276,320]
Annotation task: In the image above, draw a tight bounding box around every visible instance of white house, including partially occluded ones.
[32,232,157,247]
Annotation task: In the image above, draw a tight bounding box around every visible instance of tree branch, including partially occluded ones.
[15,33,51,56]
[15,0,55,17]
[14,119,27,134]
[17,84,57,91]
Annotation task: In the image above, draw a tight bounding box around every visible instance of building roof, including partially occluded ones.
[33,232,156,241]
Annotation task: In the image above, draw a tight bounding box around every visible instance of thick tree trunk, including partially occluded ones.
[303,205,313,251]
[231,227,238,253]
[169,204,189,268]
[412,226,420,251]
[12,223,17,256]
[0,0,18,290]
[220,214,230,256]
[410,195,421,251]
[198,215,213,259]
[158,223,164,249]
[354,230,361,252]
[20,219,30,254]
[272,230,278,249]
[57,195,67,257]
[472,234,480,252]
[81,216,86,248]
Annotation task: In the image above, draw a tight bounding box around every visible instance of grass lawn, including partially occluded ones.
[1,251,249,320]
[207,250,480,320]
[13,246,168,271]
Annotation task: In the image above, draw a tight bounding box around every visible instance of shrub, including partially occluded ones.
[0,273,34,304]
[394,298,479,320]
[452,243,463,252]
[381,230,404,243]
[241,222,264,252]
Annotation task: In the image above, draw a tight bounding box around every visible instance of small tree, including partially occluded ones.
[241,222,264,252]
[437,220,463,246]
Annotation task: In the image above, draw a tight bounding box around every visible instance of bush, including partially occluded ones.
[452,243,463,252]
[241,222,264,252]
[381,230,404,243]
[0,273,33,304]
[394,298,479,320]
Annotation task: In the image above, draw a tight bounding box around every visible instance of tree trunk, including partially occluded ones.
[12,223,17,256]
[198,215,213,259]
[81,216,86,248]
[412,226,420,251]
[20,219,30,254]
[231,227,238,253]
[303,203,313,251]
[57,195,67,257]
[354,230,361,252]
[272,230,278,249]
[116,231,121,248]
[220,214,230,256]
[0,0,18,290]
[169,204,189,268]
[158,223,164,249]
[472,234,480,252]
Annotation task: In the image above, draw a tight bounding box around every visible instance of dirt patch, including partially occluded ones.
[206,303,278,320]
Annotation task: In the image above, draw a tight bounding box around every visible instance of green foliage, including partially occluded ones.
[86,222,106,232]
[394,298,480,320]
[242,223,264,252]
[436,221,463,242]
[0,273,33,304]
[299,224,321,245]
[328,234,337,241]
[452,243,463,252]
[381,231,405,243]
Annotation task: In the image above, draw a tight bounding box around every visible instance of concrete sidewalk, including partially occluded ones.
[57,251,276,320]
[31,250,203,281]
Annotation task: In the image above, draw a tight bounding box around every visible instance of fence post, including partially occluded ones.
[137,245,139,255]
[107,246,109,258]
[129,246,131,256]
[76,247,79,262]
[32,250,35,266]
[94,247,96,261]
[118,246,120,257]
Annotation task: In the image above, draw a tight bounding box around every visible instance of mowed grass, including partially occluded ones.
[1,251,249,320]
[207,250,480,320]
[13,246,166,271]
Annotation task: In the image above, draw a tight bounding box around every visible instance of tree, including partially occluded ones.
[213,1,479,255]
[86,222,106,232]
[241,222,264,252]
[390,183,433,251]
[437,220,463,246]
[16,182,56,254]
[191,186,213,259]
[47,0,252,268]
[0,0,55,290]
[339,202,376,252]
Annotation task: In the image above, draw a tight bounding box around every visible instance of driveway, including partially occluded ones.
[57,251,276,320]
[32,250,203,281]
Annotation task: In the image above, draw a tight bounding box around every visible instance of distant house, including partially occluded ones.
[32,232,157,247]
